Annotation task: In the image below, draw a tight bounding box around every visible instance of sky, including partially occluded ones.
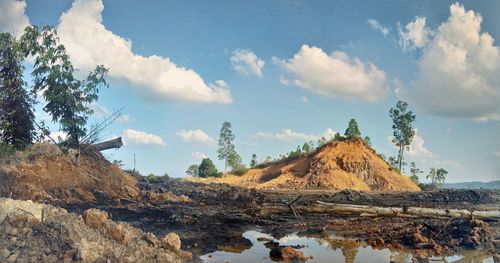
[1,0,499,182]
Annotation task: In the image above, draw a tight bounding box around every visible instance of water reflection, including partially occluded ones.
[200,230,494,263]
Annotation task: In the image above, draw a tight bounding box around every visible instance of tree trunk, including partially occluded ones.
[253,202,500,220]
[87,137,123,151]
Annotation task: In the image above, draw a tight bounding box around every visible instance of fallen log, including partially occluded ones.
[253,201,500,220]
[87,137,123,151]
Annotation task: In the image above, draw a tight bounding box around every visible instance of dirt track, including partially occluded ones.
[63,177,499,261]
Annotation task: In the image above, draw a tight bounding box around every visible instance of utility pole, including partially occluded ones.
[133,153,136,172]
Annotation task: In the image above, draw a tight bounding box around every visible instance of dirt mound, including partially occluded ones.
[0,198,191,262]
[192,138,419,191]
[0,143,139,204]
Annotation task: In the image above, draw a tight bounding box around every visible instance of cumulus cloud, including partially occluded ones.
[367,19,390,37]
[191,152,207,160]
[398,17,431,50]
[281,45,388,102]
[176,129,216,146]
[122,129,165,146]
[404,4,500,120]
[407,130,433,158]
[230,49,265,77]
[252,128,336,143]
[57,0,232,104]
[0,0,30,37]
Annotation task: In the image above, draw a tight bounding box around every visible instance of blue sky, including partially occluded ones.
[1,0,499,182]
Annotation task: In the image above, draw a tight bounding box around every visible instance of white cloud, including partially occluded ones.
[49,131,67,143]
[281,45,388,102]
[398,17,431,50]
[89,103,132,122]
[122,129,165,146]
[230,49,265,77]
[405,4,500,120]
[279,75,290,86]
[301,96,309,103]
[176,129,216,146]
[252,128,336,143]
[0,0,30,37]
[367,19,390,37]
[407,130,433,158]
[191,151,207,160]
[57,0,232,104]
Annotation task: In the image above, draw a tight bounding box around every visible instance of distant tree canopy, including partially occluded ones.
[250,154,257,168]
[198,158,221,178]
[389,101,416,172]
[185,164,199,177]
[427,168,448,186]
[344,118,361,139]
[364,136,372,147]
[0,32,35,150]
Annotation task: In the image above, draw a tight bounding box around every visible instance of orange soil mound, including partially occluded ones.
[191,138,420,192]
[0,143,139,204]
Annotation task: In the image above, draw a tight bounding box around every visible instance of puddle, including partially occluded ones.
[200,230,494,263]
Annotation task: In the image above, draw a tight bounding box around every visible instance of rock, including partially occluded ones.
[9,215,28,227]
[107,224,132,245]
[270,246,307,262]
[82,209,109,229]
[161,233,181,251]
[142,232,159,247]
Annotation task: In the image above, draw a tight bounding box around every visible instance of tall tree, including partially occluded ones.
[20,26,108,147]
[0,32,35,149]
[217,121,236,172]
[427,168,448,186]
[364,136,372,147]
[250,154,257,168]
[198,158,220,178]
[389,101,416,172]
[344,118,361,138]
[409,162,422,184]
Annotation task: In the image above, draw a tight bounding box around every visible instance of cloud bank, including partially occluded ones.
[122,129,165,146]
[252,128,336,143]
[230,49,265,77]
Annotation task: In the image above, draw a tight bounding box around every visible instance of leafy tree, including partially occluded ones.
[388,156,399,170]
[317,137,327,147]
[250,154,257,168]
[0,32,35,149]
[186,164,199,177]
[389,101,416,172]
[427,168,448,186]
[302,142,311,154]
[198,158,220,178]
[288,145,302,159]
[409,162,422,184]
[264,156,273,163]
[20,26,108,147]
[227,150,242,171]
[344,118,361,139]
[364,136,372,147]
[113,159,124,167]
[217,121,237,172]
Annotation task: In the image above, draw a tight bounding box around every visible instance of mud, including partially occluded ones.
[85,178,499,261]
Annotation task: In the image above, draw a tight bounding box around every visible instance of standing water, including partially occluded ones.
[201,230,494,263]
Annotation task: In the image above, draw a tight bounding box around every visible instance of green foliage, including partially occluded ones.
[198,158,221,178]
[317,136,327,147]
[217,121,237,172]
[145,173,170,181]
[20,26,108,147]
[389,101,416,172]
[364,136,372,147]
[302,142,311,154]
[426,168,448,186]
[409,162,422,184]
[232,163,248,176]
[112,159,124,167]
[250,154,257,168]
[0,32,35,149]
[418,183,437,191]
[0,143,16,159]
[185,164,199,177]
[344,118,361,138]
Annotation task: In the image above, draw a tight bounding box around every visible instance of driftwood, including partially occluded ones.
[87,137,123,151]
[254,201,500,220]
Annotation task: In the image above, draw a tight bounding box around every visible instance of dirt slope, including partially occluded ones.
[192,138,420,191]
[0,143,139,204]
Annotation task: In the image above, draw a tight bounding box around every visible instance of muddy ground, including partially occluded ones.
[57,177,499,262]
